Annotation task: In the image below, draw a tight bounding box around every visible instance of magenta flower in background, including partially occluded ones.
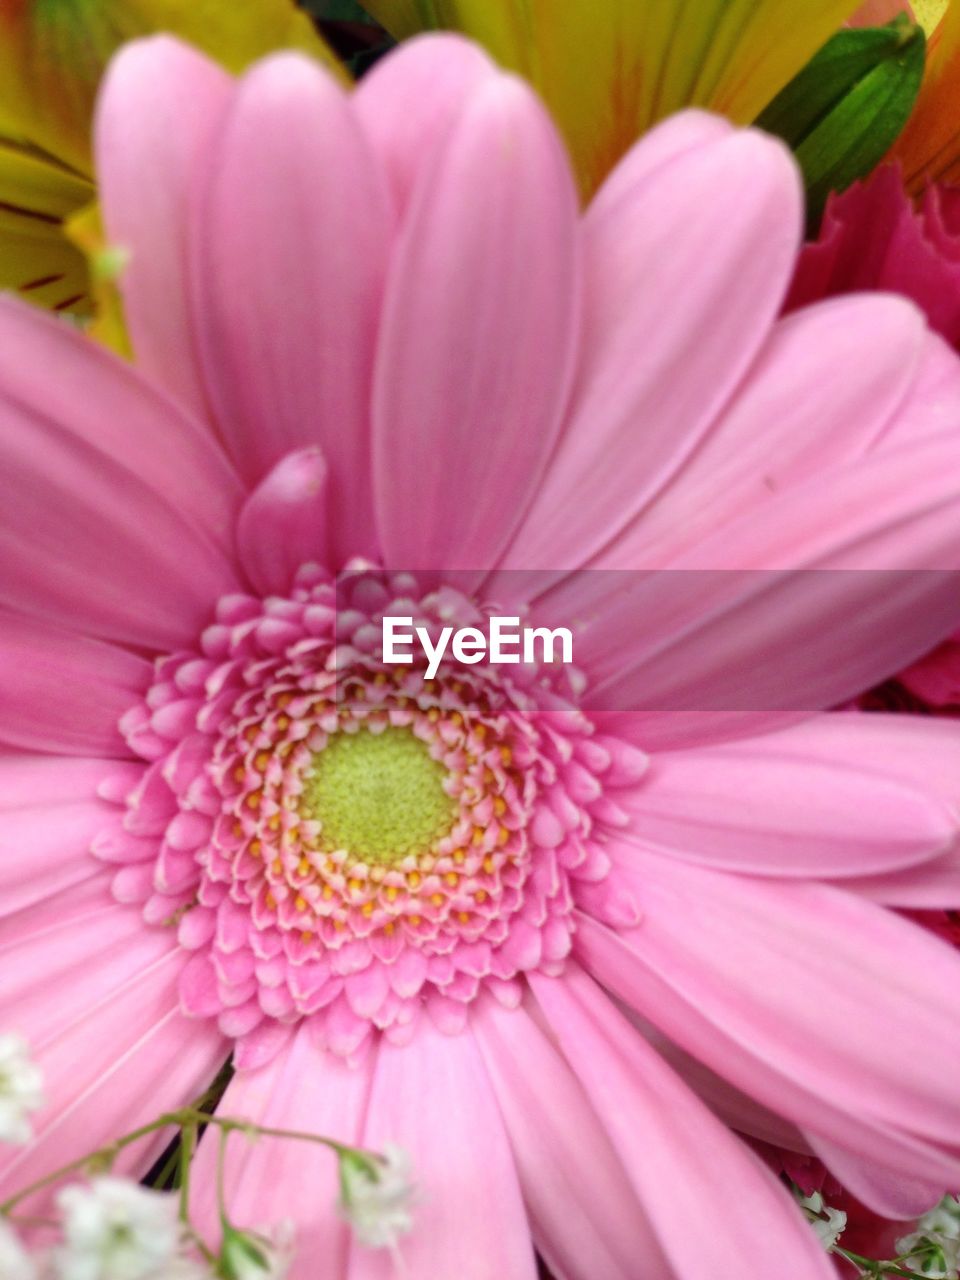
[897,639,960,706]
[789,163,960,348]
[3,32,960,1279]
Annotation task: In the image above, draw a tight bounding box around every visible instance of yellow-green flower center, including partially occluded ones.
[302,726,456,866]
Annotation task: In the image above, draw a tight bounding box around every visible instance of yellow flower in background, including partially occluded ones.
[0,0,343,319]
[0,136,92,313]
[891,0,960,189]
[911,0,949,30]
[362,0,866,198]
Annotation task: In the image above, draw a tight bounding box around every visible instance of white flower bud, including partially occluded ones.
[338,1145,416,1250]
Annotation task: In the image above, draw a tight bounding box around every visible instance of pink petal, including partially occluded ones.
[589,294,927,570]
[0,757,137,916]
[0,876,111,951]
[582,437,960,725]
[192,53,394,562]
[626,1006,810,1151]
[96,36,233,419]
[578,849,960,1198]
[5,1010,223,1213]
[179,953,221,1019]
[0,755,139,808]
[355,34,498,215]
[232,1020,296,1072]
[0,812,114,921]
[751,714,960,906]
[189,1025,371,1279]
[0,881,161,1026]
[348,1022,536,1280]
[616,724,956,876]
[808,1136,948,1220]
[695,712,960,813]
[502,126,802,571]
[874,329,960,445]
[0,756,140,812]
[0,611,148,756]
[0,925,225,1208]
[552,321,954,636]
[0,298,243,648]
[236,448,331,594]
[672,433,960,570]
[530,966,836,1280]
[372,70,580,574]
[586,109,734,220]
[844,852,960,907]
[473,995,672,1280]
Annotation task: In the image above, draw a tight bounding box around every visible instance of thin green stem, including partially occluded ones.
[835,1247,931,1279]
[0,1114,182,1215]
[179,1123,197,1222]
[183,1224,218,1267]
[0,1107,366,1218]
[216,1127,230,1231]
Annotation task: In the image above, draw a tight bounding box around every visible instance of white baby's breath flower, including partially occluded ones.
[54,1178,188,1280]
[897,1197,960,1278]
[798,1190,847,1252]
[220,1220,295,1279]
[0,1216,39,1280]
[919,1198,960,1243]
[810,1206,847,1252]
[338,1145,416,1250]
[0,1033,44,1144]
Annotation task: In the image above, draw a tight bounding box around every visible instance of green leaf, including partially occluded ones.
[756,16,926,232]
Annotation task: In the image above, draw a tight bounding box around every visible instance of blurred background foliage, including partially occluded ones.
[0,0,953,342]
[301,0,931,226]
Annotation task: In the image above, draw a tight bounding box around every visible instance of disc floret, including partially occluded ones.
[100,567,643,1062]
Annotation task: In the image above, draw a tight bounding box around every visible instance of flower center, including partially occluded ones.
[301,726,456,867]
[102,566,641,1063]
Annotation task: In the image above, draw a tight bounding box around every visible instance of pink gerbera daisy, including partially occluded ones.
[3,32,960,1280]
